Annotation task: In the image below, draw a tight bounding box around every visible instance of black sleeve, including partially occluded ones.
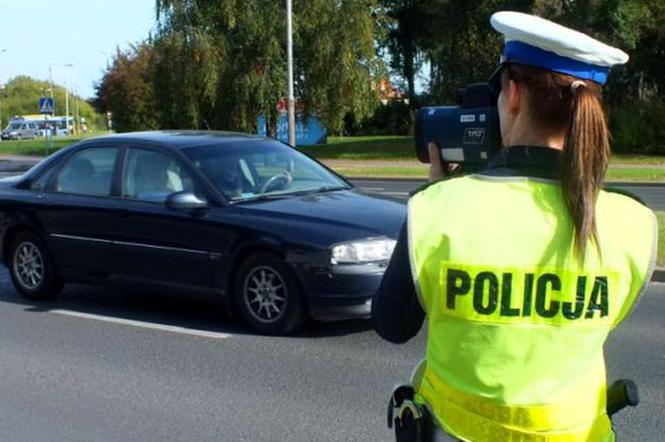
[371,220,426,344]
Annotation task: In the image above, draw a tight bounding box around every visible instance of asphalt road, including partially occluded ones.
[350,179,665,211]
[0,171,663,440]
[0,269,663,441]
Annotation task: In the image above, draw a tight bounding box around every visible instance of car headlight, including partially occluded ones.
[330,237,396,264]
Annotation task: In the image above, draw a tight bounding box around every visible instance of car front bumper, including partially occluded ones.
[293,262,386,321]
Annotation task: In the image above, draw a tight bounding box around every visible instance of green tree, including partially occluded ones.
[378,0,435,106]
[95,43,159,132]
[0,76,101,131]
[417,0,533,103]
[154,0,383,135]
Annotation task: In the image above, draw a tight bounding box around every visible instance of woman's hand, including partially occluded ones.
[428,142,460,182]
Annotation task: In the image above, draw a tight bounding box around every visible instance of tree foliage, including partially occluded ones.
[95,43,159,132]
[375,0,665,152]
[377,0,433,106]
[379,0,665,106]
[94,0,665,150]
[94,0,383,134]
[0,76,101,130]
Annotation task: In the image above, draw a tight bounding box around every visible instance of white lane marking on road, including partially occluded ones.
[50,310,231,339]
[360,187,386,191]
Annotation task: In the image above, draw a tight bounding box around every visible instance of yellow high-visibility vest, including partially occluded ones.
[408,174,657,441]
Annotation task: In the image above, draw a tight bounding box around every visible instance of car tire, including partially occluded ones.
[9,231,63,301]
[234,252,307,335]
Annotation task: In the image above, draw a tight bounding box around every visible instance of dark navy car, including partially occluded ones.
[0,132,405,334]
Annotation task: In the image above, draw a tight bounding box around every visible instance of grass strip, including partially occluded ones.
[330,165,428,178]
[0,135,100,156]
[306,136,665,165]
[605,168,665,182]
[328,162,665,182]
[301,136,413,160]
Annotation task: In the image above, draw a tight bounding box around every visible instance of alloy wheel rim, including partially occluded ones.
[13,241,44,290]
[244,266,287,324]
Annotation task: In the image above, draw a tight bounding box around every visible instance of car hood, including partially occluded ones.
[233,189,406,241]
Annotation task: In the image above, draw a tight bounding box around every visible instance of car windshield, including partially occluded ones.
[7,122,22,130]
[184,139,351,202]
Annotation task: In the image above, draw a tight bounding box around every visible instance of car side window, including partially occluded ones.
[55,147,119,196]
[122,148,196,203]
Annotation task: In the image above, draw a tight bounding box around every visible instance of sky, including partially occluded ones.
[0,0,157,99]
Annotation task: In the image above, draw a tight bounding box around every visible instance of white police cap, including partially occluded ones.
[490,11,629,84]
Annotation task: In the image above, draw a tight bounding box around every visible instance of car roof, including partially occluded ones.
[80,130,277,150]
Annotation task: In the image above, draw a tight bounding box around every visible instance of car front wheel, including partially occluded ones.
[235,252,306,335]
[9,231,62,301]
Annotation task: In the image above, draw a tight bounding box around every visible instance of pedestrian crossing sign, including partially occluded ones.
[39,97,54,115]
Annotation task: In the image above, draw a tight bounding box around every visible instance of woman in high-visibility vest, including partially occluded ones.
[373,11,658,442]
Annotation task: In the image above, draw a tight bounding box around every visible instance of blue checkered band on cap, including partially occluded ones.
[504,41,611,84]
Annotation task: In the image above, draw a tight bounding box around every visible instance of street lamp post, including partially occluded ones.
[75,88,80,135]
[0,49,7,130]
[48,65,55,114]
[64,63,73,136]
[286,0,296,147]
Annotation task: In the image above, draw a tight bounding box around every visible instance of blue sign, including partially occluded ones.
[257,114,327,145]
[39,97,54,115]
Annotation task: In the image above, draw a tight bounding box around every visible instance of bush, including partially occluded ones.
[344,101,413,136]
[610,100,665,155]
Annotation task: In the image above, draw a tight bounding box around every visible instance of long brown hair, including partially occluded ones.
[504,64,610,259]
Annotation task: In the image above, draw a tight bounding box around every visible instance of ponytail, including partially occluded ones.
[505,65,611,260]
[561,83,610,259]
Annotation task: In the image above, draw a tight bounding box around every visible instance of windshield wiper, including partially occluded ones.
[232,194,292,203]
[289,185,350,196]
[315,185,351,193]
[233,185,350,203]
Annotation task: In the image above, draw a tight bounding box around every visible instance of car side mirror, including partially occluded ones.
[165,191,208,210]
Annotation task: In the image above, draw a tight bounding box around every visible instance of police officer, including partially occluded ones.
[373,11,658,442]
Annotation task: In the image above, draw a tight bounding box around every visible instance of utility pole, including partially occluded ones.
[0,49,7,129]
[75,88,80,135]
[286,0,296,146]
[49,65,55,114]
[64,64,73,136]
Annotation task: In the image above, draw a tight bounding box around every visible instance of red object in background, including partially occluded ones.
[276,97,305,114]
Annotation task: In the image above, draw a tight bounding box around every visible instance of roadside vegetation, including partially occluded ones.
[299,136,665,182]
[0,77,104,131]
[0,135,101,157]
[325,163,665,182]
